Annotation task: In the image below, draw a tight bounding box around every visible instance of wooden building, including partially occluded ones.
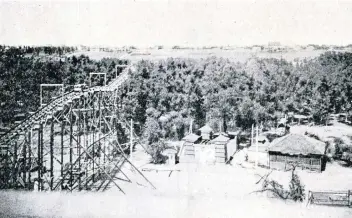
[209,134,230,163]
[268,134,326,172]
[178,133,201,163]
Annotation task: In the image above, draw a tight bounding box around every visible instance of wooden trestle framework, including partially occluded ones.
[0,65,155,193]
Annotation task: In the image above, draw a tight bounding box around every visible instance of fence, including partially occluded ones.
[307,190,352,207]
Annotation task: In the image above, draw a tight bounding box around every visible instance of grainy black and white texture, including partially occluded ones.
[1,1,352,217]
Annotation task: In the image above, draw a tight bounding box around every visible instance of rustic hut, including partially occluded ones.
[293,114,309,125]
[210,134,230,163]
[178,133,201,163]
[268,134,326,172]
[198,124,213,140]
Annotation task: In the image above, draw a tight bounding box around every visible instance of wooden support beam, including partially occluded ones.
[50,121,54,190]
[40,123,44,191]
[37,125,41,191]
[92,99,95,183]
[28,129,32,189]
[69,109,73,191]
[77,142,125,194]
[115,141,156,190]
[60,120,64,190]
[13,141,17,188]
[78,110,81,191]
[23,133,27,188]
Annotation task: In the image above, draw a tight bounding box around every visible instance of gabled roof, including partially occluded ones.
[269,134,326,155]
[182,133,201,143]
[199,124,213,133]
[210,134,230,143]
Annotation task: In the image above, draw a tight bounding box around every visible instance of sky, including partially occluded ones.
[1,0,352,47]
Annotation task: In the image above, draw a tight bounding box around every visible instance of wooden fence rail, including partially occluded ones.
[307,190,352,207]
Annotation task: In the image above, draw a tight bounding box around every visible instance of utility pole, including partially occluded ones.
[251,124,254,146]
[130,119,133,159]
[255,125,259,169]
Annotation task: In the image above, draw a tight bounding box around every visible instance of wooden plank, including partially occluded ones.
[309,191,350,206]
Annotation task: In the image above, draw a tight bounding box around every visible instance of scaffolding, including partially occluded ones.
[0,65,155,193]
[40,84,64,107]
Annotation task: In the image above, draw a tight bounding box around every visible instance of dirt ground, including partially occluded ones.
[1,145,352,218]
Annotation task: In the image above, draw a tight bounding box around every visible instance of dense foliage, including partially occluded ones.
[118,52,352,141]
[1,46,352,143]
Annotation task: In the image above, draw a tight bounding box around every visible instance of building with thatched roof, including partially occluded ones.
[268,134,326,172]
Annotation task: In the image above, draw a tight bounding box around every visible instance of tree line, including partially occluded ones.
[1,46,352,143]
[117,52,352,144]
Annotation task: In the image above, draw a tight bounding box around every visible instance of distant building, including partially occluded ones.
[251,46,262,52]
[198,124,213,140]
[268,41,281,47]
[209,134,230,163]
[178,133,201,163]
[268,134,326,172]
[178,129,237,164]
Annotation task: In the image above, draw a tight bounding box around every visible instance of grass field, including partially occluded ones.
[67,47,335,62]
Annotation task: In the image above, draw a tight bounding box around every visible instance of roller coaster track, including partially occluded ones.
[0,65,154,193]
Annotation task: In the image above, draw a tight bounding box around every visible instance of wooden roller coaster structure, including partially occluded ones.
[0,64,155,193]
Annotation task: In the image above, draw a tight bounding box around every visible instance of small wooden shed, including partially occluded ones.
[268,134,326,172]
[210,134,230,163]
[179,133,201,163]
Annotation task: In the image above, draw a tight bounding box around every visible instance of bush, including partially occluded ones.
[288,168,305,202]
[149,141,167,164]
[255,167,306,202]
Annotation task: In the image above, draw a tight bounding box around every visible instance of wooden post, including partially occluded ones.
[84,112,88,190]
[13,141,17,188]
[78,110,81,191]
[23,134,27,188]
[40,123,44,191]
[50,120,54,190]
[98,91,101,169]
[60,120,64,190]
[251,124,254,146]
[130,119,133,159]
[37,126,41,191]
[28,129,32,189]
[92,99,95,183]
[255,125,259,168]
[69,109,73,191]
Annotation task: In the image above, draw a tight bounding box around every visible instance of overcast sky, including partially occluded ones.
[1,0,352,47]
